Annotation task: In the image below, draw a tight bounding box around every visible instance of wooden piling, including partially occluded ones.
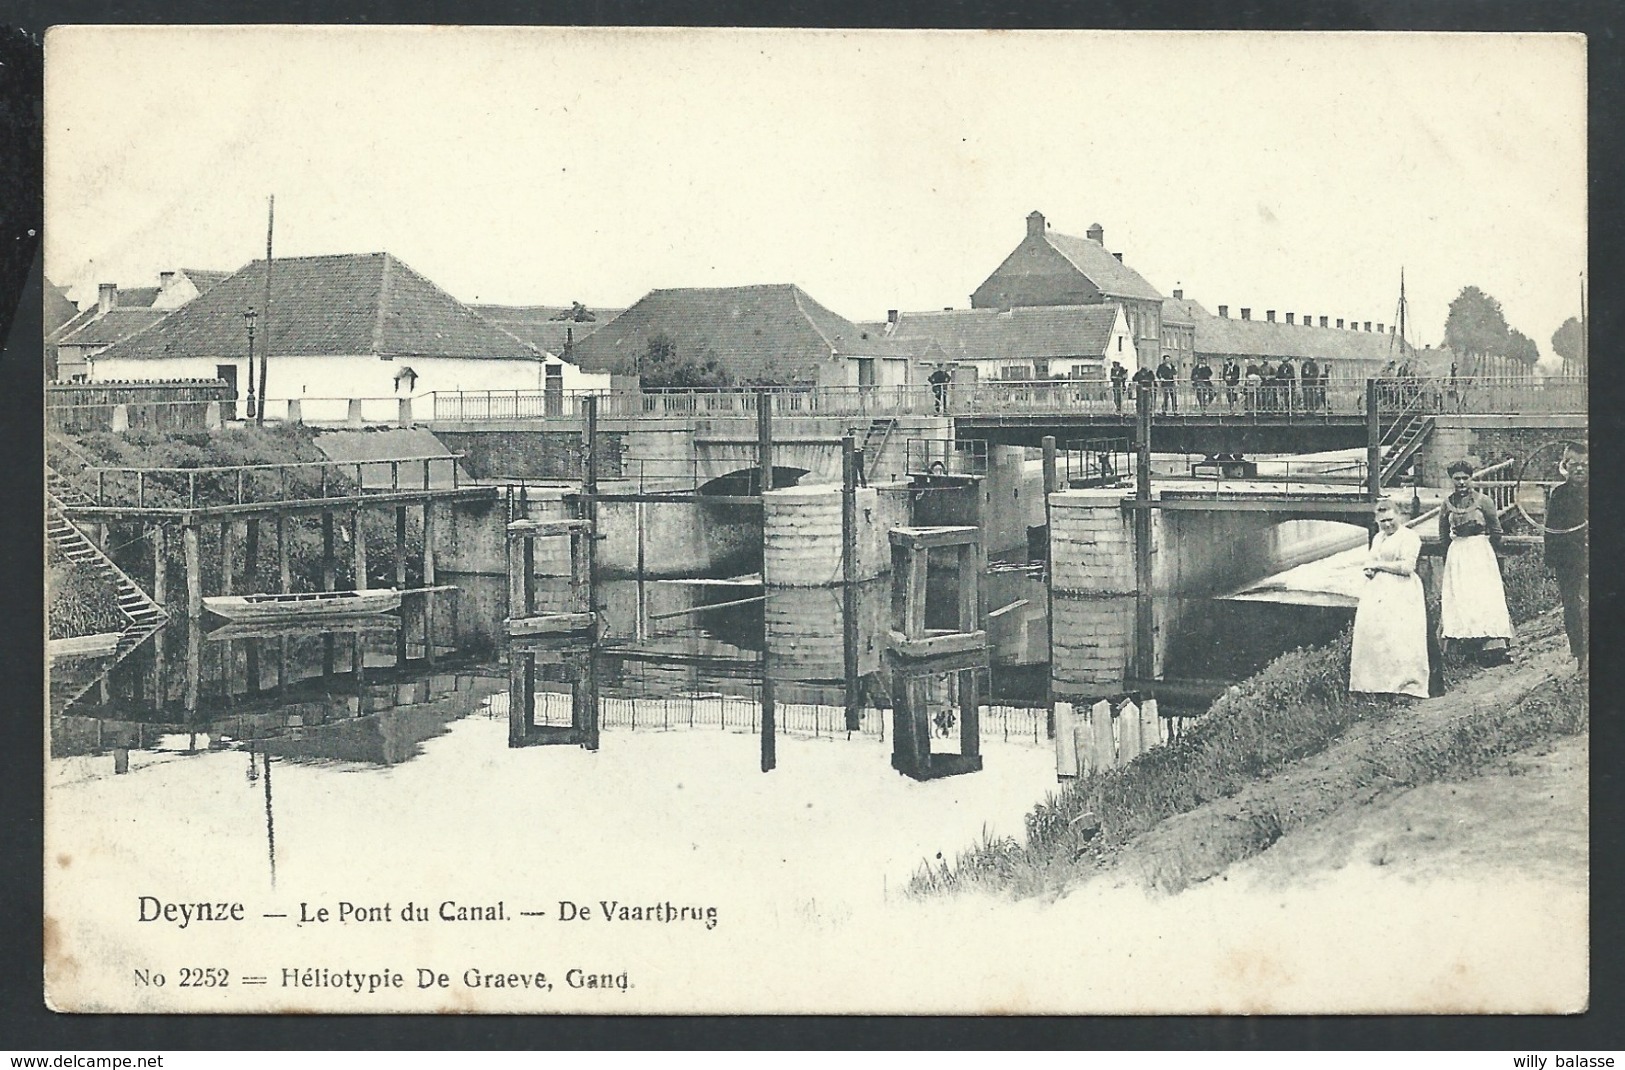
[1042,435,1058,494]
[507,650,529,747]
[841,434,860,732]
[322,510,336,675]
[151,523,168,704]
[394,505,407,666]
[1365,378,1381,502]
[219,521,234,595]
[422,501,436,667]
[183,523,202,620]
[352,508,368,590]
[1134,387,1155,681]
[957,668,980,761]
[583,395,599,623]
[243,521,259,692]
[957,542,978,633]
[276,512,291,593]
[760,651,777,773]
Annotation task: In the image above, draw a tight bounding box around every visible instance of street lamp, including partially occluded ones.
[243,306,258,418]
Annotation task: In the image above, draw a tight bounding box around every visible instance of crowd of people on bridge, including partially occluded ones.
[1348,445,1588,701]
[1107,357,1335,415]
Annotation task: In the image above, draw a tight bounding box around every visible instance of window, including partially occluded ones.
[1117,337,1124,352]
[1000,364,1029,381]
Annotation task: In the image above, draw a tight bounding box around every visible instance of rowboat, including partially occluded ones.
[203,588,402,622]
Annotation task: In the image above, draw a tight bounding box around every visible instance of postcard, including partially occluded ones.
[43,26,1588,1014]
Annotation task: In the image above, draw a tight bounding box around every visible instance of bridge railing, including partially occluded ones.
[76,454,465,510]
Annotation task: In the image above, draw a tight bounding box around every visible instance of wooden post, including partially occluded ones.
[322,511,336,675]
[276,512,291,593]
[522,531,536,619]
[243,520,259,702]
[958,668,980,761]
[583,394,599,625]
[904,548,928,639]
[422,501,437,667]
[957,542,978,633]
[185,617,202,716]
[220,522,234,596]
[394,505,407,666]
[757,389,774,494]
[1041,435,1058,494]
[354,632,367,713]
[183,522,203,620]
[1134,386,1154,681]
[352,508,368,590]
[1091,698,1115,772]
[578,654,599,752]
[151,524,168,705]
[507,649,530,747]
[841,434,860,732]
[1366,378,1382,501]
[760,651,777,773]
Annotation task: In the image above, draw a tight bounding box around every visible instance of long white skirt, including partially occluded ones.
[1350,571,1431,698]
[1441,534,1514,640]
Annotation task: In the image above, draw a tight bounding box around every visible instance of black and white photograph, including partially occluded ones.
[40,26,1588,1015]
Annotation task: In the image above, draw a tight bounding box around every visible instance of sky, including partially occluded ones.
[44,28,1586,358]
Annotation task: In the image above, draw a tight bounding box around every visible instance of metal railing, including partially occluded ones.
[1062,438,1133,487]
[905,437,989,477]
[78,454,465,509]
[1180,454,1369,495]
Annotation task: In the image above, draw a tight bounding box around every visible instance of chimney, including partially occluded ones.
[1285,313,1294,325]
[1363,321,1372,332]
[1336,318,1344,328]
[1266,310,1276,323]
[159,271,175,292]
[564,326,574,358]
[1026,211,1046,238]
[1319,316,1328,328]
[1218,305,1228,318]
[97,283,116,315]
[886,309,898,325]
[1086,222,1104,244]
[1241,308,1251,321]
[1173,288,1183,300]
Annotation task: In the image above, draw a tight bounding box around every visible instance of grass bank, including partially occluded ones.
[910,550,1576,899]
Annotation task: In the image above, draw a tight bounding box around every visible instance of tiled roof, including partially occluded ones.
[49,305,96,343]
[567,284,920,384]
[57,308,169,348]
[888,305,1121,364]
[1195,312,1419,365]
[115,287,161,308]
[1044,230,1165,302]
[1161,295,1209,326]
[97,253,542,362]
[178,268,234,294]
[469,305,623,356]
[43,278,79,334]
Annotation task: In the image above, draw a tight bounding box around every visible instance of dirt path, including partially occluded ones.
[1233,730,1587,889]
[1106,610,1587,894]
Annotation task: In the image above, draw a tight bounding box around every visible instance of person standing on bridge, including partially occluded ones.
[1544,443,1588,673]
[1223,358,1241,412]
[1110,360,1128,414]
[1350,498,1430,699]
[928,364,951,414]
[1192,356,1215,413]
[1439,460,1514,665]
[1275,358,1297,413]
[1156,355,1179,414]
[1131,363,1155,409]
[1301,356,1321,412]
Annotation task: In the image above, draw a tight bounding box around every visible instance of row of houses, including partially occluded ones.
[46,209,1436,398]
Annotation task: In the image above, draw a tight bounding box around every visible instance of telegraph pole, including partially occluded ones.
[256,195,274,426]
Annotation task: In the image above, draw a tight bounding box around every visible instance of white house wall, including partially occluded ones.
[90,352,609,398]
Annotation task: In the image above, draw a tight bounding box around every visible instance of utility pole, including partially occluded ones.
[256,195,274,426]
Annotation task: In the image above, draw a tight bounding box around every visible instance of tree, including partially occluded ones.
[1503,329,1539,367]
[1551,316,1584,366]
[636,332,732,389]
[1443,286,1511,367]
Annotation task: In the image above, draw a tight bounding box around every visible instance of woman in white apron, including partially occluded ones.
[1350,498,1430,699]
[1439,459,1514,661]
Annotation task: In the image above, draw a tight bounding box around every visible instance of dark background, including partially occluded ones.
[3,0,1621,1050]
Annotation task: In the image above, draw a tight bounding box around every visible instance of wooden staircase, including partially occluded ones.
[47,491,168,716]
[858,418,897,480]
[1377,399,1434,487]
